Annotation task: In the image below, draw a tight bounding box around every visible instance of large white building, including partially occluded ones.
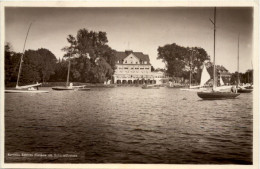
[113,50,167,84]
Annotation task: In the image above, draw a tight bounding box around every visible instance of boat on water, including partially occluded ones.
[235,38,253,94]
[181,62,211,92]
[237,84,253,93]
[52,86,74,91]
[73,85,91,91]
[5,83,49,93]
[197,8,240,100]
[5,22,48,94]
[167,82,184,88]
[142,84,160,89]
[237,88,253,93]
[52,55,90,91]
[245,85,253,89]
[52,83,90,91]
[5,88,49,93]
[197,91,240,100]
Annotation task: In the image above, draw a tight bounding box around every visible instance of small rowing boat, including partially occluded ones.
[142,84,159,89]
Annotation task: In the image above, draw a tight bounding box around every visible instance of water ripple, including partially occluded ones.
[5,87,252,164]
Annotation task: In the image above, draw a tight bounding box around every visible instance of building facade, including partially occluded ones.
[113,50,167,84]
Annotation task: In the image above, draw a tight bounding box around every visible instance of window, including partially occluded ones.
[135,68,139,69]
[136,62,138,64]
[124,67,128,69]
[125,60,127,64]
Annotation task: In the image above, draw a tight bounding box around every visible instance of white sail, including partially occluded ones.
[200,63,211,87]
[220,76,224,86]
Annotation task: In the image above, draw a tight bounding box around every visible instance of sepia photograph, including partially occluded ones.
[0,1,258,168]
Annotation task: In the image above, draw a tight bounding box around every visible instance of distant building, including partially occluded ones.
[113,50,168,84]
[216,65,232,85]
[151,69,169,85]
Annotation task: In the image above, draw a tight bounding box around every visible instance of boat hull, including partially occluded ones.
[142,86,159,89]
[5,90,49,93]
[197,91,240,100]
[245,86,253,89]
[237,88,253,93]
[52,87,74,91]
[167,86,184,88]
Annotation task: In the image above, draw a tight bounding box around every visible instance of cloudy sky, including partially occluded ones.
[5,7,253,73]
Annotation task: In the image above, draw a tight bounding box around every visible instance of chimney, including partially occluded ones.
[125,50,133,56]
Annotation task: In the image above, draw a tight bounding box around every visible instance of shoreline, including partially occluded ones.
[5,82,192,88]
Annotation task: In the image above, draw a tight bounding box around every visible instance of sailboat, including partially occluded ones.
[52,57,74,91]
[238,85,253,93]
[180,62,210,91]
[5,22,48,93]
[197,7,240,100]
[52,56,90,91]
[236,35,253,93]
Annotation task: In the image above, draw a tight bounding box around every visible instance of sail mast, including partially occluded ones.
[237,34,240,88]
[251,60,253,84]
[16,22,33,87]
[189,49,192,88]
[213,7,216,90]
[66,56,71,87]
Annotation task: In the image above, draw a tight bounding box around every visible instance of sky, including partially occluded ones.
[5,7,253,73]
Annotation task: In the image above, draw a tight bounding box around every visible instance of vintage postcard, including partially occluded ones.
[0,1,259,169]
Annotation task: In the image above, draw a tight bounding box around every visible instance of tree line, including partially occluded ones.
[231,70,253,84]
[157,43,210,84]
[5,29,116,86]
[157,43,253,85]
[5,44,57,86]
[5,29,253,86]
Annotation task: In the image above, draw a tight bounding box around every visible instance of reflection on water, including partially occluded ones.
[5,87,252,164]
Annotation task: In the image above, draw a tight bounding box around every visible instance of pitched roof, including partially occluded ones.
[115,50,150,63]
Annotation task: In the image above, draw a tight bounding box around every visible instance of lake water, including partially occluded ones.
[4,87,253,164]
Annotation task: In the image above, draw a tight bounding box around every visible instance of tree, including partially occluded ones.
[5,43,13,83]
[49,59,69,82]
[157,43,187,77]
[5,44,57,86]
[157,43,210,83]
[230,69,253,85]
[37,48,57,82]
[62,28,116,83]
[23,49,57,83]
[5,43,23,86]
